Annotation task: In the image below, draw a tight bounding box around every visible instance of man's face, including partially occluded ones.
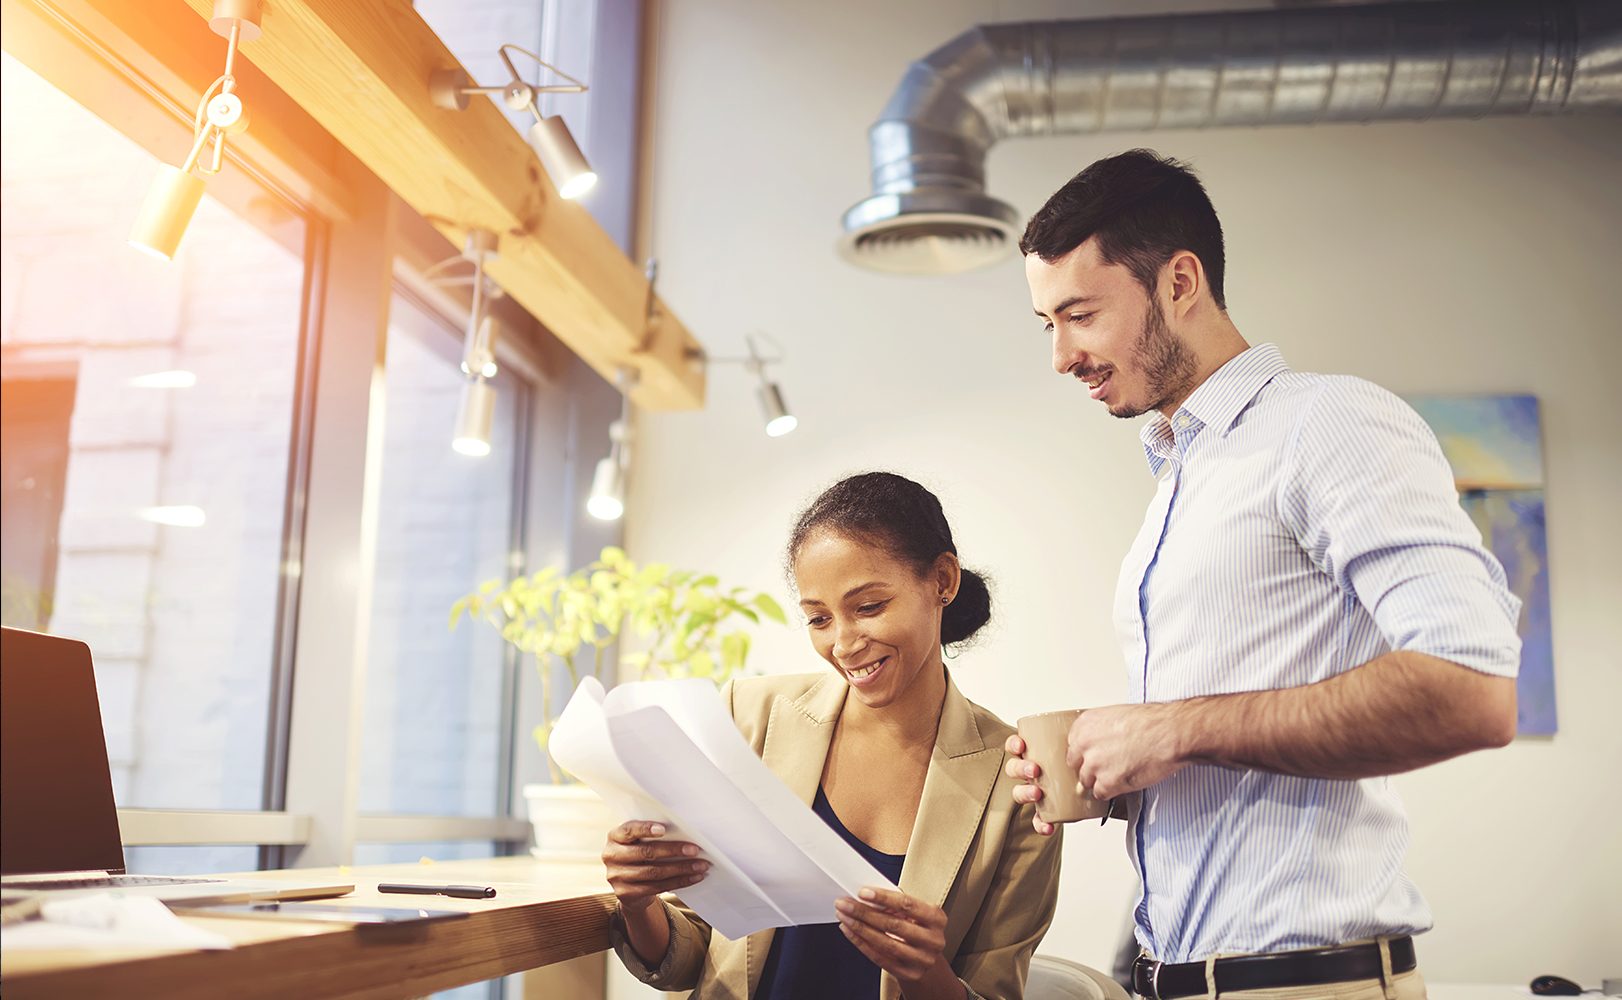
[1025,239,1196,419]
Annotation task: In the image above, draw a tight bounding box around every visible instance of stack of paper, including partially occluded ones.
[0,895,234,952]
[549,677,897,940]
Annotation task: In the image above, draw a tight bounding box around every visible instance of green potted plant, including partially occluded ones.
[451,545,787,853]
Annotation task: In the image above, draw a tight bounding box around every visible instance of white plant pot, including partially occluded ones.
[524,782,614,859]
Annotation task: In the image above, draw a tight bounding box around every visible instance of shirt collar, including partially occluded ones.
[1138,343,1290,476]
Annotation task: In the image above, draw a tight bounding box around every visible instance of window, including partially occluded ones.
[121,844,259,877]
[352,841,499,866]
[0,49,308,844]
[358,289,528,818]
[2,0,626,917]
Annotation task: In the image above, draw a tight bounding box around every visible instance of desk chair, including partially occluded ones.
[1028,954,1132,1000]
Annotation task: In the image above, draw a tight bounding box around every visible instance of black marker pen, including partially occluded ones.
[377,883,496,899]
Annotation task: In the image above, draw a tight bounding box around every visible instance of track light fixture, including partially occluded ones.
[452,378,496,457]
[587,368,637,522]
[129,0,261,259]
[435,228,503,457]
[458,229,500,380]
[586,423,627,521]
[746,335,798,438]
[429,45,597,200]
[420,231,505,380]
[757,381,797,439]
[462,315,500,380]
[695,333,798,438]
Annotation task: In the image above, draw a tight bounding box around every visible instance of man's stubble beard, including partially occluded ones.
[1110,296,1199,420]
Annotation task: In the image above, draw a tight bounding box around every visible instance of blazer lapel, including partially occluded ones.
[744,673,846,998]
[884,674,1002,1000]
[760,672,844,804]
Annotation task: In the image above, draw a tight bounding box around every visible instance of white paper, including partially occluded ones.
[549,677,898,939]
[550,678,787,936]
[0,895,234,952]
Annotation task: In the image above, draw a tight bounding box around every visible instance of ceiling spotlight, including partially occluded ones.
[745,334,797,438]
[129,0,260,259]
[759,382,798,438]
[527,116,596,199]
[586,452,625,521]
[434,227,502,457]
[587,370,637,522]
[429,44,595,201]
[452,378,496,457]
[684,333,800,437]
[129,165,206,261]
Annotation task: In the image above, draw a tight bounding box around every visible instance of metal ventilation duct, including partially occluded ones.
[839,0,1622,274]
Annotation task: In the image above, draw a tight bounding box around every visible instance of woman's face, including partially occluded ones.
[793,528,957,710]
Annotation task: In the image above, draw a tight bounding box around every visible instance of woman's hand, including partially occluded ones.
[835,887,955,989]
[602,820,710,915]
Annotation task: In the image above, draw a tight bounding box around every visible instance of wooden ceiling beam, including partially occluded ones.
[174,0,705,410]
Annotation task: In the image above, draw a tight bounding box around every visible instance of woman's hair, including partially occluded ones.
[787,472,992,647]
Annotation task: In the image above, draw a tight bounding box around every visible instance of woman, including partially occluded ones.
[603,472,1062,1000]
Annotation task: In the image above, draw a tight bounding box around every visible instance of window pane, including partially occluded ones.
[0,54,306,813]
[351,841,499,866]
[360,292,521,817]
[122,844,260,877]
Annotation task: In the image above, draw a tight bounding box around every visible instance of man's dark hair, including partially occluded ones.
[1020,149,1228,311]
[787,472,992,647]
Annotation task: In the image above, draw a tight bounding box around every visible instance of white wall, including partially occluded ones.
[626,0,1622,987]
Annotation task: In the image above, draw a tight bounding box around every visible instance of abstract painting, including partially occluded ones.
[1406,394,1555,735]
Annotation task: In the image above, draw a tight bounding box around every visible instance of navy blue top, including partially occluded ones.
[753,787,907,1000]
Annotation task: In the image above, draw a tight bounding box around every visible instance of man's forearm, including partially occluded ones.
[1169,651,1516,780]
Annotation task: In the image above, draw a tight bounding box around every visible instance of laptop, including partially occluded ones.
[0,626,353,906]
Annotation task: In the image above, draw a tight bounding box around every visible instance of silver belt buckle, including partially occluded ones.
[1150,959,1163,1000]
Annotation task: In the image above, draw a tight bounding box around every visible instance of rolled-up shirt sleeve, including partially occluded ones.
[1277,377,1522,677]
[609,897,712,990]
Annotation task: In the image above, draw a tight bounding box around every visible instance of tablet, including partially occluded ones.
[197,902,469,925]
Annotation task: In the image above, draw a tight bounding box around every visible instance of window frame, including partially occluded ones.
[1,0,603,866]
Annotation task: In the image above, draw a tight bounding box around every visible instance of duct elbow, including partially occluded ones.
[839,25,1023,274]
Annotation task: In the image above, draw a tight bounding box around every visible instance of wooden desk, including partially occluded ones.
[1,857,616,999]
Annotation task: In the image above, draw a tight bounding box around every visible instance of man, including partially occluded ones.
[1006,149,1522,1000]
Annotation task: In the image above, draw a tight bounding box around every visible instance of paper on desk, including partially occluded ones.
[0,895,234,952]
[549,677,898,940]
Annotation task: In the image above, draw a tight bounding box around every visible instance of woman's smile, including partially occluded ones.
[842,655,890,687]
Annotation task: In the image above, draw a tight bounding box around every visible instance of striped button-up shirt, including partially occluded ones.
[1114,343,1521,963]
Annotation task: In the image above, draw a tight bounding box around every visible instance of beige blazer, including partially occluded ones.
[611,670,1063,1000]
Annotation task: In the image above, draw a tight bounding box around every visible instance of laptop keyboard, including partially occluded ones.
[11,875,225,890]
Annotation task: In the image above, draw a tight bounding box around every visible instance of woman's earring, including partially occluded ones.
[941,595,951,605]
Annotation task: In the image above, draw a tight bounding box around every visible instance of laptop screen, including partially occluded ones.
[1,627,126,876]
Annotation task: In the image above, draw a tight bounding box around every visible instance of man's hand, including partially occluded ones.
[1065,703,1187,800]
[1002,735,1057,837]
[1011,652,1515,808]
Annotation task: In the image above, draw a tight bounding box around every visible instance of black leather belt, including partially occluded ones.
[1132,936,1416,999]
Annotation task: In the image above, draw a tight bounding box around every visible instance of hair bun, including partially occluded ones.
[942,568,992,646]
